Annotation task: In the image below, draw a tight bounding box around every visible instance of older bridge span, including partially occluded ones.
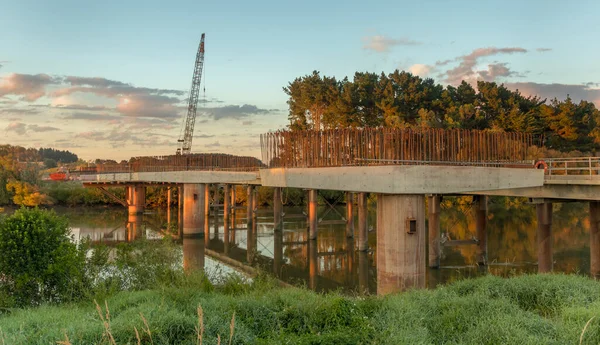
[84,128,600,294]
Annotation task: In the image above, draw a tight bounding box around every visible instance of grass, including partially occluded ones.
[1,274,600,344]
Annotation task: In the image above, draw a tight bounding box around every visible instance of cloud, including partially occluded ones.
[54,104,109,111]
[5,122,27,135]
[443,47,527,84]
[0,73,57,101]
[0,107,39,115]
[241,120,254,126]
[64,76,130,88]
[505,82,600,107]
[478,62,525,81]
[362,35,421,52]
[205,141,221,148]
[61,112,122,122]
[194,134,215,138]
[408,64,433,77]
[203,104,272,120]
[5,121,59,134]
[536,48,552,52]
[116,94,182,119]
[28,124,59,132]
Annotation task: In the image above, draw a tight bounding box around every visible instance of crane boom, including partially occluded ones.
[177,33,205,155]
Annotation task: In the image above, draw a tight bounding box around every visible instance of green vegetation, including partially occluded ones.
[0,208,86,307]
[284,70,600,152]
[0,275,599,344]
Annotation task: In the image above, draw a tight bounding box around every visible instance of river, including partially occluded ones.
[11,197,592,294]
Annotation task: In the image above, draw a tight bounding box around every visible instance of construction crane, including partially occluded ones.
[177,33,205,155]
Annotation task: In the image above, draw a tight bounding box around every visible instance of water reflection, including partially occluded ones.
[35,197,594,294]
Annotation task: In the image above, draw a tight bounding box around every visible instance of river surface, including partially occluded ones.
[12,198,593,294]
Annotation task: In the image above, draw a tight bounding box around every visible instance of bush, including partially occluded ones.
[0,208,87,307]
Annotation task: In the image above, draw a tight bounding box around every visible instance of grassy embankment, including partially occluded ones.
[1,274,600,345]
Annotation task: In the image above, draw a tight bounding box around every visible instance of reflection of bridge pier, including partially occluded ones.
[183,235,205,272]
[127,212,143,241]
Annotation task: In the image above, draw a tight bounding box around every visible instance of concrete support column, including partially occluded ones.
[182,236,205,273]
[273,187,283,231]
[308,238,318,290]
[377,194,426,295]
[358,251,369,294]
[274,227,283,276]
[252,187,258,220]
[590,202,600,278]
[428,195,441,268]
[246,185,254,225]
[247,221,257,264]
[178,185,184,235]
[357,193,368,251]
[537,202,553,273]
[308,189,318,240]
[204,184,210,236]
[183,184,205,237]
[167,187,172,225]
[346,192,354,238]
[475,195,488,265]
[230,186,236,229]
[127,185,145,215]
[223,184,231,224]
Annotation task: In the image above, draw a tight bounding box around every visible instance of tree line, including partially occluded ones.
[284,70,600,153]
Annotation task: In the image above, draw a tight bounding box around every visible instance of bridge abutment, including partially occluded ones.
[590,201,600,278]
[377,194,426,295]
[357,192,368,251]
[475,195,488,265]
[308,189,318,240]
[428,195,441,268]
[537,202,553,273]
[346,192,354,238]
[183,183,205,237]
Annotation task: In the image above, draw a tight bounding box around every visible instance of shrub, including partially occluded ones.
[0,207,86,307]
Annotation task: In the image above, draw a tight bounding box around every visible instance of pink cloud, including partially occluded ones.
[0,73,56,101]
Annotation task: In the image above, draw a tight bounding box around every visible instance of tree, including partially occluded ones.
[0,208,86,306]
[6,180,50,206]
[44,158,57,169]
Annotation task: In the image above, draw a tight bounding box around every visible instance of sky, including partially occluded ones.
[1,0,599,161]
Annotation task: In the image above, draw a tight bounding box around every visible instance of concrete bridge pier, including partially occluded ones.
[127,185,145,215]
[178,185,184,235]
[167,187,172,225]
[308,189,318,240]
[273,187,283,231]
[428,195,441,268]
[308,238,318,290]
[230,186,237,229]
[274,227,283,276]
[182,235,205,273]
[475,195,488,265]
[247,219,257,264]
[590,201,600,278]
[246,185,254,226]
[223,184,231,225]
[183,184,205,237]
[377,194,426,295]
[346,192,354,238]
[204,184,210,236]
[358,251,369,294]
[357,193,368,251]
[537,202,553,273]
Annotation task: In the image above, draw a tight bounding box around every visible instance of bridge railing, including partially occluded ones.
[261,128,537,168]
[96,154,264,174]
[541,157,600,176]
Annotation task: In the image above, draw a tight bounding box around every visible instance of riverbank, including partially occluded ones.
[1,274,599,344]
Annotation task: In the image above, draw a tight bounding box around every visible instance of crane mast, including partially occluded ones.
[177,33,205,155]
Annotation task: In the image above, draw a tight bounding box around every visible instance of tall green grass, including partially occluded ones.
[1,274,600,344]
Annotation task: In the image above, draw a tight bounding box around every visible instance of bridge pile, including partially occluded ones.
[260,128,536,168]
[96,153,264,173]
